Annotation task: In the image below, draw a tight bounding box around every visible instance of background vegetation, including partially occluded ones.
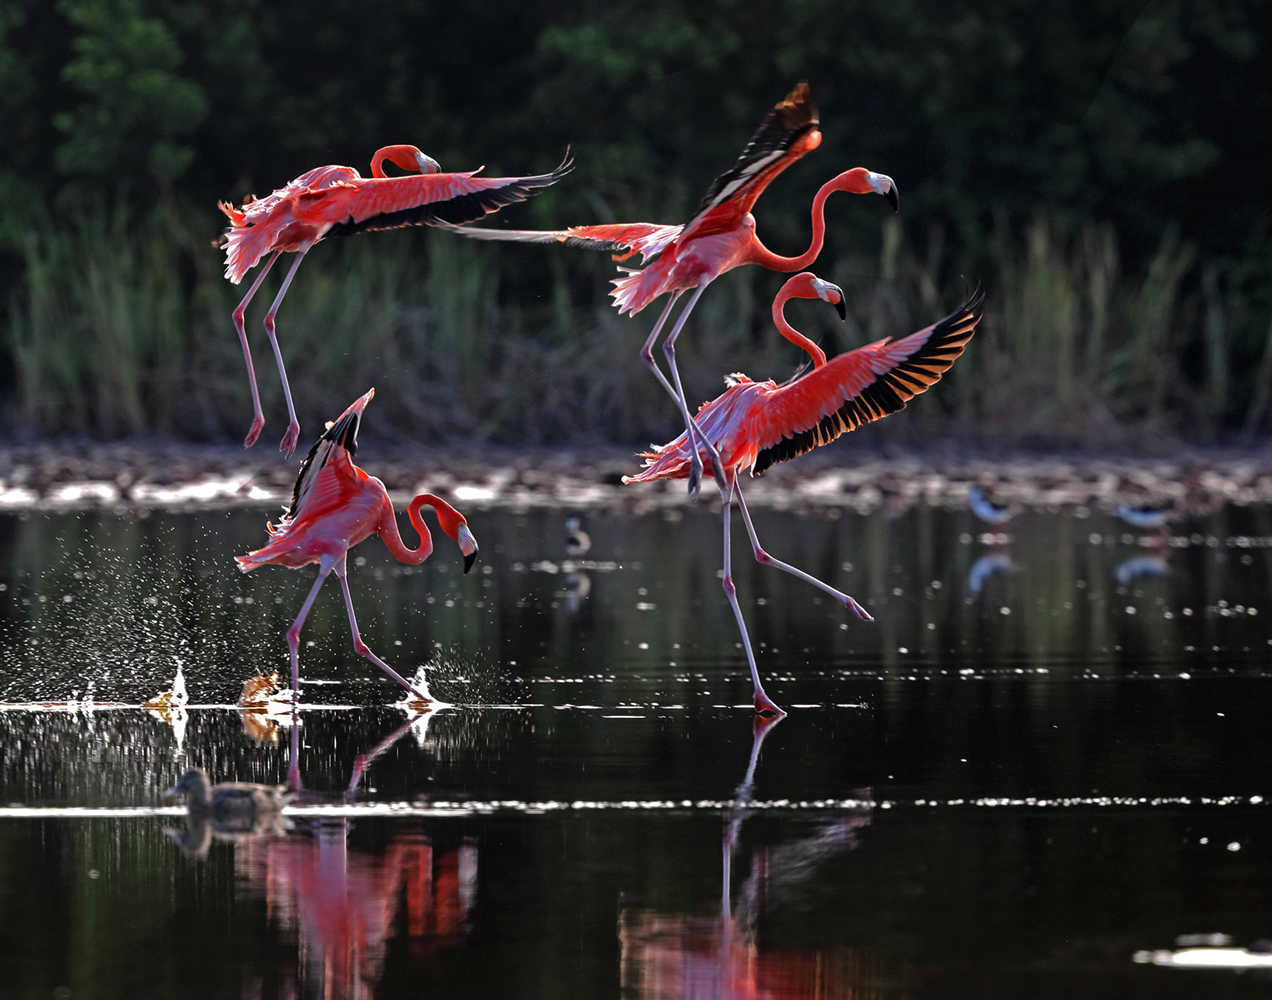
[1,0,1269,447]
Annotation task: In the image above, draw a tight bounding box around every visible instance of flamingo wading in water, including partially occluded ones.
[219,147,571,456]
[625,274,984,714]
[448,83,898,495]
[235,389,478,703]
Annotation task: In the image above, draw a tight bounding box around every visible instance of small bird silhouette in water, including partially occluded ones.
[235,389,478,704]
[969,486,1017,524]
[219,146,570,456]
[449,83,897,496]
[564,516,592,558]
[163,767,290,858]
[626,274,984,714]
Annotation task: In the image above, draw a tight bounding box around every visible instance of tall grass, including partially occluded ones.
[2,201,1261,447]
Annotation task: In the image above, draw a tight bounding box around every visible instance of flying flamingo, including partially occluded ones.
[447,83,899,495]
[219,146,571,456]
[235,388,478,703]
[625,274,984,714]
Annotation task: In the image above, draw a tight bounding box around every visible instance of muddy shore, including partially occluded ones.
[4,437,1272,518]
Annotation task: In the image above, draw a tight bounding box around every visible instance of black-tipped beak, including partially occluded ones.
[885,187,899,213]
[463,550,477,574]
[834,295,847,321]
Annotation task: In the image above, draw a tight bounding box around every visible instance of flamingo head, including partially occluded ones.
[421,496,479,573]
[784,273,847,321]
[370,144,442,178]
[834,167,900,212]
[809,275,847,321]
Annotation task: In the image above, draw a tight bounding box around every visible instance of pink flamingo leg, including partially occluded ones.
[721,477,785,716]
[336,568,433,702]
[261,247,309,457]
[286,561,333,697]
[639,289,726,500]
[232,250,282,448]
[639,291,685,399]
[733,484,873,621]
[661,285,728,497]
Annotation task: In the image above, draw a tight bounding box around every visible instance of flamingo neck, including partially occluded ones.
[773,286,828,368]
[744,169,865,273]
[370,145,418,179]
[379,495,438,564]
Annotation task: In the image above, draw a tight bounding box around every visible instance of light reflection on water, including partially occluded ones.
[1,503,1272,998]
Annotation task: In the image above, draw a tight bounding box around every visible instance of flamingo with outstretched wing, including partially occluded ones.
[236,389,478,703]
[447,84,898,495]
[220,146,570,455]
[625,274,984,713]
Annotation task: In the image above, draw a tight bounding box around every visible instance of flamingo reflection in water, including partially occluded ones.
[620,716,911,999]
[245,710,475,997]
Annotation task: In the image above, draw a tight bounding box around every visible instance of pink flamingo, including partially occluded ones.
[449,83,898,495]
[235,388,478,702]
[625,275,983,714]
[219,146,570,455]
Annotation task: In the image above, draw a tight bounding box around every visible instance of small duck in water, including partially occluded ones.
[163,767,288,823]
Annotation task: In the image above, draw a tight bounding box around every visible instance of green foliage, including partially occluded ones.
[0,0,1267,444]
[54,0,208,187]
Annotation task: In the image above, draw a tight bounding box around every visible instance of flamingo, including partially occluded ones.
[235,388,478,703]
[625,274,984,714]
[219,146,571,456]
[447,83,898,495]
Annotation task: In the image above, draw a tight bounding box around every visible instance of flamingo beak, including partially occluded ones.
[415,151,441,174]
[869,172,899,212]
[812,278,848,321]
[457,524,479,574]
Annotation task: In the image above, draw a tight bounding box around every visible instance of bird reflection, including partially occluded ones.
[620,717,900,999]
[163,767,290,859]
[564,516,592,612]
[968,552,1016,597]
[967,486,1017,598]
[229,708,478,998]
[1115,554,1170,586]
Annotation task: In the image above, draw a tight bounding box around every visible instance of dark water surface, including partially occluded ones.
[2,501,1271,998]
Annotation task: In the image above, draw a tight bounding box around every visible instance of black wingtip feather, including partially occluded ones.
[753,288,984,475]
[325,156,572,238]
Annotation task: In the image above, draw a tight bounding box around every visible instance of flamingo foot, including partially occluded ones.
[687,461,703,501]
[708,451,728,493]
[846,596,874,622]
[278,421,300,458]
[244,416,265,449]
[754,689,786,717]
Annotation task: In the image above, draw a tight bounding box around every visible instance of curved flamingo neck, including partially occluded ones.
[744,169,871,273]
[773,283,828,368]
[378,495,439,564]
[370,145,418,179]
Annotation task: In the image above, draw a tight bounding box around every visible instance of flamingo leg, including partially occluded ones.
[661,284,729,498]
[734,484,873,621]
[286,561,333,698]
[232,250,282,448]
[638,290,684,397]
[721,477,785,716]
[335,567,433,702]
[261,247,309,457]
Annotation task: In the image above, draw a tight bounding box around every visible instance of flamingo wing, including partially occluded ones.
[323,158,572,237]
[283,390,370,524]
[445,221,684,263]
[678,82,820,244]
[750,290,984,474]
